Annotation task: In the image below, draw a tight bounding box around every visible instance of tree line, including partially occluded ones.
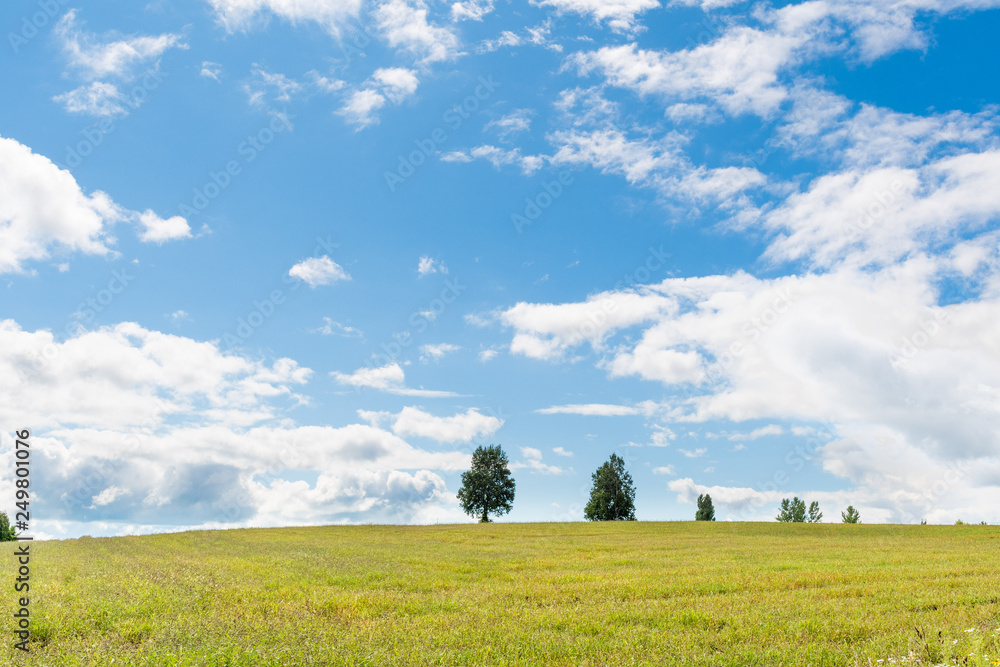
[457,445,867,524]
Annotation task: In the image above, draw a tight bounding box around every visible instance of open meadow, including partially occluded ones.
[4,522,999,666]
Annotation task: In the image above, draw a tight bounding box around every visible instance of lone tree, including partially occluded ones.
[807,501,823,523]
[0,512,17,542]
[776,497,807,522]
[457,445,516,523]
[841,506,861,523]
[584,453,636,521]
[695,494,716,521]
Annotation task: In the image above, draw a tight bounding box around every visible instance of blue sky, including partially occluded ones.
[2,0,999,538]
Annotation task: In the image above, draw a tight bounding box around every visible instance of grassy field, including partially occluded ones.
[3,522,999,666]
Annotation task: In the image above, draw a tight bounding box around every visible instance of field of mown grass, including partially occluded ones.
[2,522,999,666]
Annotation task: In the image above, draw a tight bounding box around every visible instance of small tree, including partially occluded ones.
[457,445,516,523]
[695,494,716,521]
[584,453,636,521]
[841,506,861,524]
[776,497,807,522]
[807,501,823,523]
[0,512,17,542]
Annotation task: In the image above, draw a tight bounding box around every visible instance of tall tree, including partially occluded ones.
[457,445,516,523]
[695,494,716,521]
[807,501,823,523]
[776,497,807,522]
[841,506,861,523]
[0,512,17,542]
[584,453,636,521]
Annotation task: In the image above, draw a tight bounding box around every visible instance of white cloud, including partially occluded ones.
[389,406,503,442]
[465,145,545,175]
[418,255,447,276]
[478,30,523,52]
[206,0,363,34]
[451,0,494,21]
[484,109,534,141]
[762,150,1000,271]
[339,68,420,128]
[535,403,645,416]
[56,9,185,80]
[339,89,387,128]
[53,82,128,117]
[649,425,677,446]
[243,64,304,110]
[373,67,420,102]
[727,424,784,441]
[331,363,460,397]
[553,446,574,457]
[374,0,461,64]
[533,0,660,33]
[89,485,130,508]
[137,210,191,244]
[569,29,808,117]
[312,317,364,339]
[0,135,189,274]
[652,465,675,475]
[511,446,566,474]
[200,61,223,81]
[169,310,191,324]
[420,343,460,362]
[0,318,485,535]
[503,288,676,361]
[478,347,499,362]
[288,256,350,287]
[679,447,707,458]
[53,10,185,118]
[0,320,312,430]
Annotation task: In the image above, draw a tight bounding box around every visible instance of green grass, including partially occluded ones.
[3,522,1000,666]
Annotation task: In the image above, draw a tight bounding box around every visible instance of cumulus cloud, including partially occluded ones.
[533,0,660,33]
[387,406,503,442]
[418,255,447,276]
[137,210,191,244]
[375,0,461,64]
[0,318,480,537]
[331,363,460,397]
[288,256,351,287]
[0,135,188,274]
[339,68,420,128]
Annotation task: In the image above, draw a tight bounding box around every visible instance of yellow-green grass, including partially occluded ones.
[3,522,999,666]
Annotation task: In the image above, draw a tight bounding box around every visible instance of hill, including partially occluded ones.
[4,522,999,666]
